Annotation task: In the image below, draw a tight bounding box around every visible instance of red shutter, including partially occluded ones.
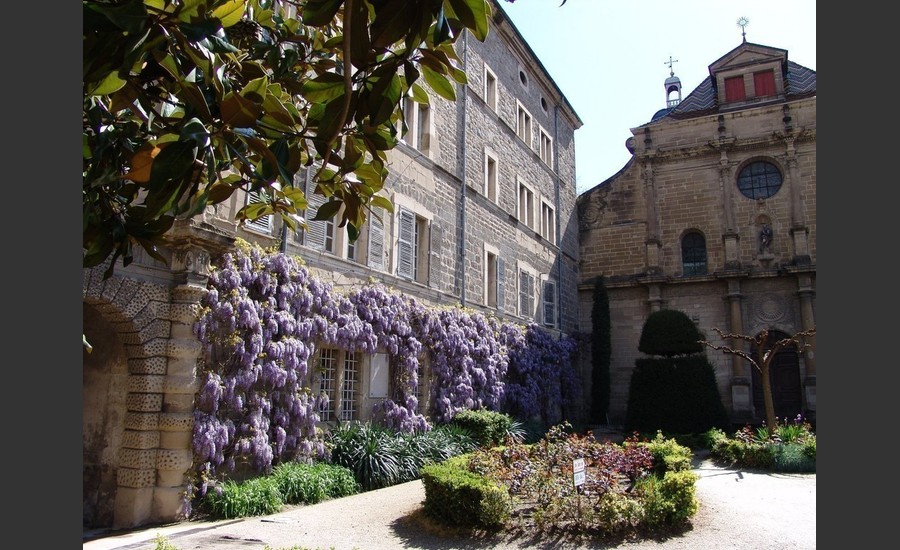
[725,76,746,102]
[753,70,776,97]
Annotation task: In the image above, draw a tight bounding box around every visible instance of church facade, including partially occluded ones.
[576,40,816,427]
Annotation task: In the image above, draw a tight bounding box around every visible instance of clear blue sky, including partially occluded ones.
[498,0,817,194]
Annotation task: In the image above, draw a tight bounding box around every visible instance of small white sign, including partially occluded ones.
[573,470,585,487]
[573,458,585,487]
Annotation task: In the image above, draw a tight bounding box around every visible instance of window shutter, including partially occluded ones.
[397,208,415,279]
[496,257,505,311]
[367,208,385,270]
[725,76,746,101]
[754,70,776,97]
[428,224,442,286]
[304,189,328,251]
[245,192,272,234]
[543,280,557,328]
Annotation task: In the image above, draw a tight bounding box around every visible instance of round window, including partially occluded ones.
[737,161,783,200]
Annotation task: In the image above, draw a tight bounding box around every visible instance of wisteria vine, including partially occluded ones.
[192,242,580,486]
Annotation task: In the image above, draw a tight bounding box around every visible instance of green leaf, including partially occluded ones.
[243,201,272,220]
[370,195,395,213]
[147,140,198,190]
[313,200,342,221]
[180,118,210,148]
[301,0,343,26]
[241,76,270,103]
[421,64,456,101]
[349,0,373,69]
[369,0,416,49]
[221,92,262,128]
[211,0,245,27]
[410,83,430,103]
[176,83,213,121]
[347,222,359,242]
[302,73,346,104]
[207,181,238,204]
[367,73,403,126]
[88,0,148,35]
[446,0,490,42]
[87,71,127,96]
[175,0,205,22]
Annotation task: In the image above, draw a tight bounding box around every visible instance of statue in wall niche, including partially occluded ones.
[759,224,773,254]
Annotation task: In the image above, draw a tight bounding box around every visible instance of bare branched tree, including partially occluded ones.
[700,327,816,432]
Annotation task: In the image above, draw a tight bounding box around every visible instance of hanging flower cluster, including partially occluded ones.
[503,322,581,425]
[193,242,580,484]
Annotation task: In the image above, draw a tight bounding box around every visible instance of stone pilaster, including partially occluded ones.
[796,273,816,419]
[153,260,209,523]
[724,278,753,419]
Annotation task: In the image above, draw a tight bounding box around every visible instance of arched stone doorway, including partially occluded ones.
[750,330,803,422]
[83,302,128,529]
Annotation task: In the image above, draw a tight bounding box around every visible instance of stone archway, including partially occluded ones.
[83,265,201,530]
[83,302,128,529]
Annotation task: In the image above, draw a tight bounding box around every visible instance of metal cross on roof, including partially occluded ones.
[664,55,678,77]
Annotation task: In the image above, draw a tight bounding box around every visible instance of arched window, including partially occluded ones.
[682,231,707,276]
[737,161,783,200]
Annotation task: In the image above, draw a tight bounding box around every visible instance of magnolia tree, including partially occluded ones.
[701,327,816,432]
[83,0,496,276]
[193,242,579,492]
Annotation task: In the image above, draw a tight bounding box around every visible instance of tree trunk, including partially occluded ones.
[760,363,777,433]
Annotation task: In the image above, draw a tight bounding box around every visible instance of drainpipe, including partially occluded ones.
[458,32,469,307]
[553,104,562,330]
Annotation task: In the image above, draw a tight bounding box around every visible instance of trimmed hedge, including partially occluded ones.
[638,309,703,357]
[449,409,513,448]
[625,356,730,434]
[420,459,511,529]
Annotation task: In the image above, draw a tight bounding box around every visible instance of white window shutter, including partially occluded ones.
[496,257,505,311]
[397,209,415,279]
[367,209,385,270]
[304,190,328,251]
[543,280,557,327]
[245,191,272,234]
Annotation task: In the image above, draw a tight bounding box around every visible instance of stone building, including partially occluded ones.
[576,39,816,427]
[82,0,581,531]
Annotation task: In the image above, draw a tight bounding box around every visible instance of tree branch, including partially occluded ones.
[317,0,354,180]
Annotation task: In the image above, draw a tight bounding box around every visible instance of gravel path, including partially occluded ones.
[84,454,815,550]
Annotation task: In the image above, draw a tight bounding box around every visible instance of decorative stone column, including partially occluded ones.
[796,273,816,419]
[724,278,753,420]
[152,246,210,523]
[113,284,171,529]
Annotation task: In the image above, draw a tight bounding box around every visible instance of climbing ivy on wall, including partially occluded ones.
[192,241,578,492]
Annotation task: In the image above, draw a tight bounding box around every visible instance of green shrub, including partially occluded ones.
[203,477,283,519]
[449,409,515,448]
[271,461,359,505]
[624,356,729,435]
[593,492,643,533]
[772,443,816,473]
[636,470,699,528]
[421,460,511,529]
[637,309,703,356]
[709,421,816,473]
[639,431,694,474]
